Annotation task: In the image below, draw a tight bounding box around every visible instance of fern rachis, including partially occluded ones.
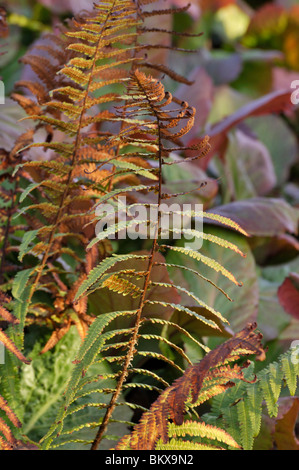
[0,0,298,452]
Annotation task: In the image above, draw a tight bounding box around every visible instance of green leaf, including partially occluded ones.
[12,268,34,301]
[237,399,254,450]
[19,182,42,203]
[18,230,39,261]
[109,159,158,180]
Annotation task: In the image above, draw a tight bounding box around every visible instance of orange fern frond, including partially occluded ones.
[115,323,265,450]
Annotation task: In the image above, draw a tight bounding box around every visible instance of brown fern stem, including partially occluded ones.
[90,85,164,449]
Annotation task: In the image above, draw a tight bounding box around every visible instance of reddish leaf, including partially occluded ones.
[253,397,299,450]
[245,4,286,39]
[273,397,299,450]
[206,198,299,237]
[209,89,293,156]
[200,0,237,12]
[251,233,299,266]
[278,273,299,320]
[187,89,293,169]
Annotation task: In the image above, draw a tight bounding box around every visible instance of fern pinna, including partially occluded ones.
[0,0,298,452]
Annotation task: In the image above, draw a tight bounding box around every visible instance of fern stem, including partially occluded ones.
[90,79,163,450]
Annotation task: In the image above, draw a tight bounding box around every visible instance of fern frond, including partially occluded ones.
[167,420,240,449]
[145,301,220,330]
[142,317,210,353]
[162,245,242,286]
[41,309,138,449]
[150,282,229,324]
[114,323,265,449]
[281,352,298,395]
[102,274,143,298]
[207,348,299,450]
[156,438,223,450]
[168,229,246,257]
[75,253,149,300]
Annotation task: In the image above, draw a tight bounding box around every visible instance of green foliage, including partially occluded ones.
[205,348,299,450]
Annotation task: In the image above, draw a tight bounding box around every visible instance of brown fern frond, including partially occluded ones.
[115,323,265,450]
[0,394,39,450]
[11,2,173,344]
[141,4,192,18]
[0,292,18,325]
[0,396,21,429]
[0,289,30,364]
[0,329,31,365]
[39,319,72,355]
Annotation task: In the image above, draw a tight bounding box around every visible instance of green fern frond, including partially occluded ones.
[41,309,138,449]
[281,351,298,395]
[206,348,299,450]
[161,245,242,286]
[150,282,229,324]
[167,420,240,449]
[156,437,223,450]
[145,301,220,330]
[75,253,148,300]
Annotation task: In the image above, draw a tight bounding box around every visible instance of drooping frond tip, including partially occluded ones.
[115,323,265,450]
